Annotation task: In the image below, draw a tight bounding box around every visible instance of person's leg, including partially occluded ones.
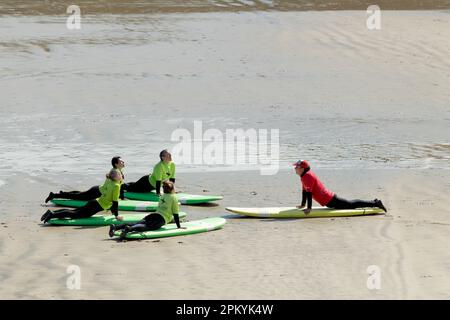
[45,200,103,222]
[41,210,53,222]
[125,223,148,232]
[114,223,133,231]
[59,186,101,200]
[113,220,145,232]
[327,195,378,209]
[48,209,77,220]
[122,175,154,193]
[144,214,166,230]
[70,200,103,218]
[40,208,72,220]
[46,186,101,202]
[123,175,150,192]
[118,214,165,240]
[53,208,71,213]
[109,220,145,237]
[116,223,147,240]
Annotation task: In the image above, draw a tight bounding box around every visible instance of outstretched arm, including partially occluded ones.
[301,190,307,207]
[297,189,307,208]
[155,181,161,196]
[304,192,313,214]
[111,184,121,218]
[172,197,182,228]
[111,201,119,217]
[119,185,125,200]
[173,214,181,228]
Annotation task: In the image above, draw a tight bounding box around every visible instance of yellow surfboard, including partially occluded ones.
[225,206,384,218]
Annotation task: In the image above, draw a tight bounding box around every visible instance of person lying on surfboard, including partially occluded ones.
[109,180,184,240]
[41,169,124,224]
[121,149,175,197]
[44,156,125,203]
[294,160,387,214]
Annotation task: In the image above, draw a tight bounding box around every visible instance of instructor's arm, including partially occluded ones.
[304,192,312,214]
[297,189,307,208]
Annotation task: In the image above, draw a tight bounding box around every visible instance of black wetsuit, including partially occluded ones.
[122,176,175,194]
[54,185,125,201]
[51,170,125,201]
[326,195,378,209]
[122,175,155,193]
[114,213,180,233]
[300,168,379,210]
[51,200,104,219]
[56,186,102,201]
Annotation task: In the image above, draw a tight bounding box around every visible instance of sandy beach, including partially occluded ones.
[0,2,449,299]
[1,169,450,299]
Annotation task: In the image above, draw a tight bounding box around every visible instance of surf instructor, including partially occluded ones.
[294,160,387,214]
[122,149,175,196]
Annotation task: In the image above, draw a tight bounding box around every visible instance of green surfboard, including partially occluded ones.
[51,199,158,212]
[47,212,187,226]
[226,207,384,218]
[113,217,226,239]
[125,191,223,205]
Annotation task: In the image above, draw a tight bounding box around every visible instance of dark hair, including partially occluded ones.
[162,180,174,194]
[111,156,121,168]
[301,167,310,177]
[159,149,169,161]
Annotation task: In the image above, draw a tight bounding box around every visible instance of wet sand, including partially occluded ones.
[0,7,449,299]
[1,11,449,174]
[2,0,450,15]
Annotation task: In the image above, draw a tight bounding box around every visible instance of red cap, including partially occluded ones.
[293,160,310,168]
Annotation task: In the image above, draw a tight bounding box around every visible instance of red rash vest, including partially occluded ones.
[301,171,335,206]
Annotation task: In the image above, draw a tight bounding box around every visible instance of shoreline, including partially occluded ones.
[2,1,450,16]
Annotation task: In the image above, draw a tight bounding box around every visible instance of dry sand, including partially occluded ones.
[0,8,449,299]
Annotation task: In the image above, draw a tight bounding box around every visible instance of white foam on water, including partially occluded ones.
[0,180,5,188]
